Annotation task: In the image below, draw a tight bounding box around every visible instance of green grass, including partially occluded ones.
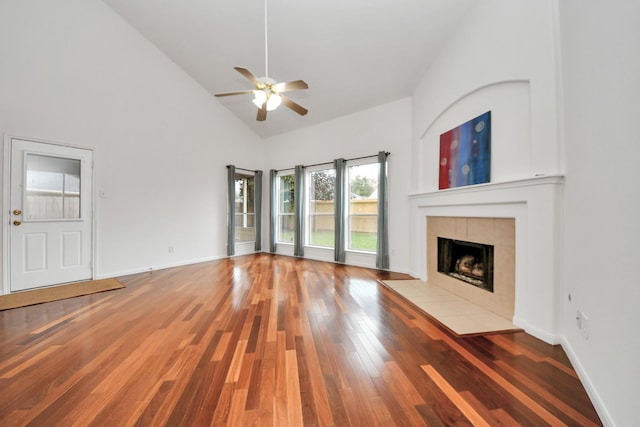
[349,232,377,251]
[278,230,377,252]
[278,230,295,243]
[308,230,334,247]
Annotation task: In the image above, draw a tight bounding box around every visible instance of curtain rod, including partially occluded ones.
[230,166,259,173]
[275,152,390,172]
[302,160,333,169]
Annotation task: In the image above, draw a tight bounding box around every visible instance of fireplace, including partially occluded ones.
[409,175,565,343]
[425,216,515,320]
[437,238,494,292]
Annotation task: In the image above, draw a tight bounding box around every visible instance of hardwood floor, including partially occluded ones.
[0,254,601,426]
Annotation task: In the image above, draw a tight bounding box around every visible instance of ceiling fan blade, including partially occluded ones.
[256,104,267,121]
[234,67,261,86]
[214,90,254,97]
[273,80,309,93]
[281,95,308,116]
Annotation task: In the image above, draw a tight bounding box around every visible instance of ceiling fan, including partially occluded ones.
[214,0,309,122]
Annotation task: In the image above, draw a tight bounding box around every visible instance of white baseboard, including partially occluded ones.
[558,336,615,427]
[512,315,559,345]
[94,255,224,279]
[390,267,417,277]
[506,318,615,426]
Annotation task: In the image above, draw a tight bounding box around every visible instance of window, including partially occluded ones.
[347,161,379,252]
[307,168,335,247]
[234,173,255,242]
[270,154,387,263]
[277,172,295,243]
[25,154,81,220]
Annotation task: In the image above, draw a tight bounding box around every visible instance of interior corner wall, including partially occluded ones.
[558,1,640,426]
[263,98,413,273]
[0,0,263,282]
[411,0,561,194]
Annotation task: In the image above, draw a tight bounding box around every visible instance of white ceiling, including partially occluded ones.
[102,0,475,138]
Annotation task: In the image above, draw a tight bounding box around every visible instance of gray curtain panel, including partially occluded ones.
[226,165,236,256]
[254,170,263,252]
[269,169,277,253]
[294,165,305,257]
[333,158,346,263]
[376,152,390,269]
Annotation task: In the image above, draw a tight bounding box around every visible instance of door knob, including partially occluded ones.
[13,209,22,216]
[13,220,21,226]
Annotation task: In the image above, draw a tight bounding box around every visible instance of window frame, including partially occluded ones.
[233,172,256,243]
[305,165,336,249]
[345,158,379,254]
[275,169,295,245]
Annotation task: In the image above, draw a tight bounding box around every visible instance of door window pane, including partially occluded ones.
[277,174,295,243]
[308,169,335,247]
[25,154,81,220]
[348,163,378,252]
[234,174,255,242]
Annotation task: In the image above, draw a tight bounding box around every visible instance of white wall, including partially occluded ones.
[418,81,532,190]
[412,0,561,192]
[411,0,639,424]
[264,98,413,272]
[0,0,263,281]
[559,1,640,426]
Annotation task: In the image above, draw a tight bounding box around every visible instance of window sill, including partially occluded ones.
[346,249,376,255]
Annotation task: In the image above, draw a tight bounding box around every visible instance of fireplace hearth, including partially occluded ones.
[437,237,494,292]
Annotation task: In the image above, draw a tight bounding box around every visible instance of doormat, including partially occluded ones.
[0,278,125,311]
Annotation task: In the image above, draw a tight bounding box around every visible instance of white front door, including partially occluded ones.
[9,138,93,292]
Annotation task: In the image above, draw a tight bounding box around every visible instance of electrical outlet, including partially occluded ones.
[576,310,582,329]
[168,245,174,253]
[576,310,589,339]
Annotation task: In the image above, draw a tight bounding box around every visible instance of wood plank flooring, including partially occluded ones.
[0,254,602,426]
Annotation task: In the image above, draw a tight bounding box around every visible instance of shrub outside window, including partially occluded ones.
[347,161,379,252]
[307,168,335,247]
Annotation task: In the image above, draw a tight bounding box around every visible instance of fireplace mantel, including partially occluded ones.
[408,175,564,344]
[409,174,564,202]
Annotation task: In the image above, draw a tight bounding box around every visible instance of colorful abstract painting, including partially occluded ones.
[439,111,491,189]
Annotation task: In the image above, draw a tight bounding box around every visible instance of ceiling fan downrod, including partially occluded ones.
[263,0,269,79]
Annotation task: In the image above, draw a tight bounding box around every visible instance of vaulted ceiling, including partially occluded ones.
[102,0,475,138]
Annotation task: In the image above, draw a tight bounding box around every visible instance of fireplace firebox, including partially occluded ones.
[437,237,494,292]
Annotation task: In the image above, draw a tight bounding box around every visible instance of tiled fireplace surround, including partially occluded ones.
[409,175,564,344]
[427,216,515,320]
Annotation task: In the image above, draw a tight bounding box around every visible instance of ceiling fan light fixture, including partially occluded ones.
[266,93,281,111]
[252,90,267,108]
